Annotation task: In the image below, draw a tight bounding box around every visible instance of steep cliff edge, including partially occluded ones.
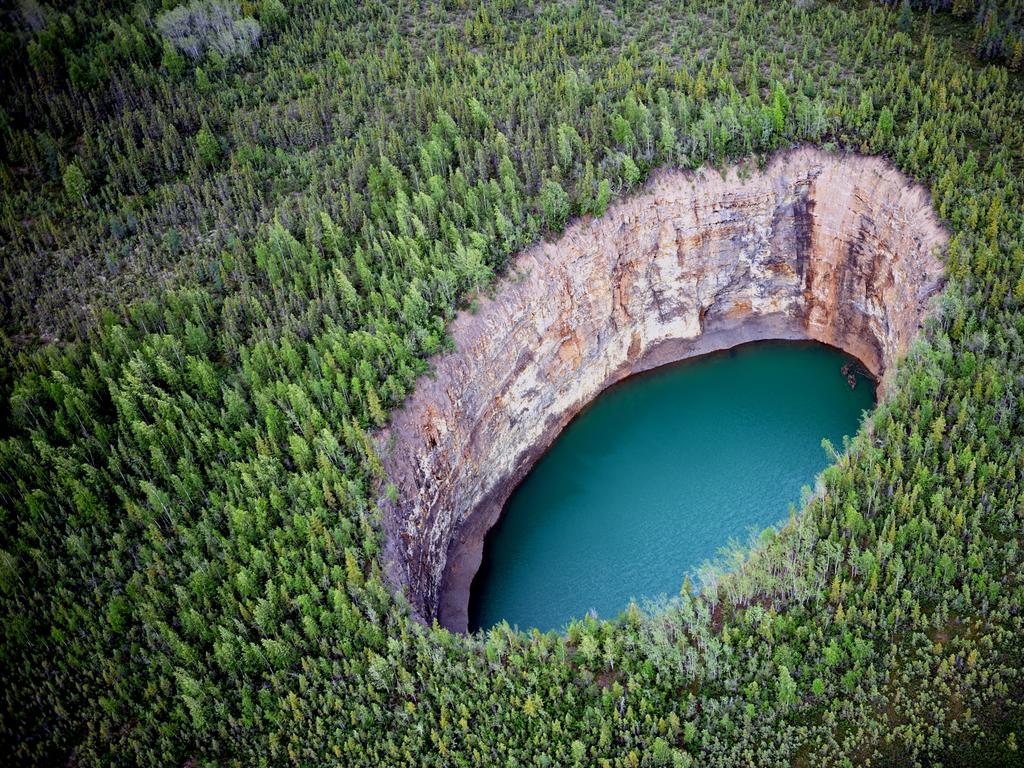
[378,148,947,632]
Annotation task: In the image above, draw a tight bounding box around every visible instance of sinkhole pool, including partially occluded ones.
[468,341,876,633]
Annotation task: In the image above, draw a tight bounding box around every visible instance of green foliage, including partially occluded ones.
[875,0,1023,68]
[259,0,288,32]
[594,178,612,217]
[1,0,1024,766]
[898,0,914,34]
[557,123,580,171]
[161,38,187,77]
[777,664,797,711]
[61,162,87,203]
[195,125,220,168]
[540,176,570,231]
[771,80,789,137]
[621,153,642,186]
[877,106,894,142]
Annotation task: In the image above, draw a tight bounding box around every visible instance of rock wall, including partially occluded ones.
[378,148,947,632]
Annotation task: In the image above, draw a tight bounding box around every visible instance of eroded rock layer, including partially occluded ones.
[379,148,947,632]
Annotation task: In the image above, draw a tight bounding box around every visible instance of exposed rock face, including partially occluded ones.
[379,148,947,632]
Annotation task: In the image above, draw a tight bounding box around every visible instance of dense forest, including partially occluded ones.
[2,0,1024,765]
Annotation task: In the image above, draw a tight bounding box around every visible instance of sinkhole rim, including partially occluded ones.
[378,147,947,635]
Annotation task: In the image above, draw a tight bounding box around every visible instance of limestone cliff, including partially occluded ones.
[378,148,947,632]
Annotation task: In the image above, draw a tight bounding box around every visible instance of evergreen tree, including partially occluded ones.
[62,162,88,204]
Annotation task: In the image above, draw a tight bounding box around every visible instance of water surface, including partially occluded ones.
[469,341,875,633]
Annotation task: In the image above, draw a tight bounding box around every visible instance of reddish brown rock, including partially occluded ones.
[378,148,947,632]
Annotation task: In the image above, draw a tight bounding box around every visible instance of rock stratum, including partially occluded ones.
[378,148,947,632]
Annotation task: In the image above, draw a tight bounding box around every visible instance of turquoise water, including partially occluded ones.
[468,341,875,633]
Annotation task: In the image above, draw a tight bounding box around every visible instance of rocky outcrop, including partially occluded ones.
[378,148,947,632]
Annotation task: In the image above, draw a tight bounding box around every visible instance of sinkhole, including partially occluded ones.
[379,148,946,633]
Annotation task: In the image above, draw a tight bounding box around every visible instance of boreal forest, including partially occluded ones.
[2,0,1024,766]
